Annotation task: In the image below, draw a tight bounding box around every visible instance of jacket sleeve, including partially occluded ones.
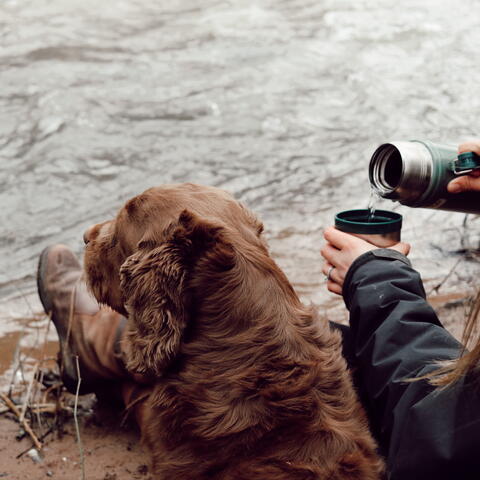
[343,249,480,480]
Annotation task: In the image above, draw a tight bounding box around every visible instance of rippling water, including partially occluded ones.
[1,0,480,378]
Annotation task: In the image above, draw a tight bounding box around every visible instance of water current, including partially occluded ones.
[1,0,480,382]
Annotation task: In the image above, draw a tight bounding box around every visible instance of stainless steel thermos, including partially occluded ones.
[369,140,480,214]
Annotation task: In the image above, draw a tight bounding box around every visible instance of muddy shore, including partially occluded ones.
[0,400,150,480]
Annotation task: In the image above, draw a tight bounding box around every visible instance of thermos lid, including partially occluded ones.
[335,209,402,235]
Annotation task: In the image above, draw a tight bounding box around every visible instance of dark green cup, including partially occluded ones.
[335,209,402,247]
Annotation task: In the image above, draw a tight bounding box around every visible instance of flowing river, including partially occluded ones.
[1,0,480,384]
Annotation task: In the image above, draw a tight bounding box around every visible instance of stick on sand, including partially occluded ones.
[0,392,42,451]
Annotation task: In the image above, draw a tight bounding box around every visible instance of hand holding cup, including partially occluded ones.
[320,210,410,295]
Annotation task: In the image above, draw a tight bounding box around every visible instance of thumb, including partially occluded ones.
[448,174,480,194]
[391,242,410,256]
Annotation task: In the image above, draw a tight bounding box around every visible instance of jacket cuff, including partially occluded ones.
[342,249,411,301]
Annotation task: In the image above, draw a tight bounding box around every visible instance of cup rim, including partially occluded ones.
[335,209,402,235]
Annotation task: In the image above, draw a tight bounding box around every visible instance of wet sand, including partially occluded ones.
[0,404,150,480]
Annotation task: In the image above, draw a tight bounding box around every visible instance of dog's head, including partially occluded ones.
[83,183,266,377]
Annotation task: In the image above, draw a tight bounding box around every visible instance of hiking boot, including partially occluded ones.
[37,245,126,394]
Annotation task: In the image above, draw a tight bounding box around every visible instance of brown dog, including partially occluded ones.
[84,183,384,480]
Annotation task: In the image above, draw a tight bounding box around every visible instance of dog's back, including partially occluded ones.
[89,184,384,479]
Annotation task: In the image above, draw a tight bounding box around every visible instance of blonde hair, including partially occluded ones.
[423,290,480,387]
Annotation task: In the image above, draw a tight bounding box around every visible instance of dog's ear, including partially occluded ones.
[119,209,226,377]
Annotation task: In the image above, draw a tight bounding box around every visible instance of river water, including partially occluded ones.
[1,0,480,382]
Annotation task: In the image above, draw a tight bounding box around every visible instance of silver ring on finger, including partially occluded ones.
[327,265,335,282]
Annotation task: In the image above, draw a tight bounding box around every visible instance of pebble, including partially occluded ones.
[27,448,43,464]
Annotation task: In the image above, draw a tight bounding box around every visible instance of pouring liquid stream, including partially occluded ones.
[367,189,381,222]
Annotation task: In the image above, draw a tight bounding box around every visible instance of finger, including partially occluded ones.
[324,226,375,253]
[320,243,340,266]
[321,261,333,276]
[330,268,344,284]
[327,280,343,295]
[321,263,343,284]
[391,242,410,256]
[323,226,353,249]
[458,141,480,155]
[448,175,480,193]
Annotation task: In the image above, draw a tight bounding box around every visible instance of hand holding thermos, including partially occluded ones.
[369,139,480,214]
[448,141,480,194]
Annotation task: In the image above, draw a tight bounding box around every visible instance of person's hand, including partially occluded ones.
[320,227,410,295]
[448,141,480,193]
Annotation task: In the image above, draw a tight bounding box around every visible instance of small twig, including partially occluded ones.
[16,426,54,459]
[121,390,151,428]
[73,356,85,480]
[34,386,44,437]
[26,403,66,414]
[19,364,39,423]
[17,357,26,387]
[428,257,462,296]
[0,392,42,450]
[42,382,63,404]
[29,402,61,409]
[40,312,53,361]
[8,336,23,397]
[14,285,37,317]
[34,312,53,437]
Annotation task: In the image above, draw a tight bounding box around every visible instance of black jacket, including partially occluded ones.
[343,249,480,480]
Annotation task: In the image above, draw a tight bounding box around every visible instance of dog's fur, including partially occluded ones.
[84,183,384,480]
